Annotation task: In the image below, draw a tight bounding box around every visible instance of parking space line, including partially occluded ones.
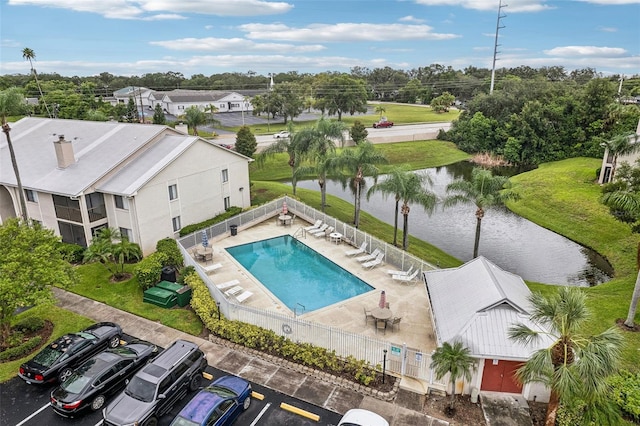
[249,402,271,426]
[15,403,50,426]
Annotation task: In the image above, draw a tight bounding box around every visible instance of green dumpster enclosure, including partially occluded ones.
[143,286,177,308]
[156,280,192,307]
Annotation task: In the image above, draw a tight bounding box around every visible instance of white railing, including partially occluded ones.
[177,196,445,387]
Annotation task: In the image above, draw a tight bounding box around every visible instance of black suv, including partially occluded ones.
[102,339,207,426]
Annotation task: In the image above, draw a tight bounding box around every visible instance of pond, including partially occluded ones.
[294,161,613,287]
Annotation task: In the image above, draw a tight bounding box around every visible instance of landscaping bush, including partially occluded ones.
[58,242,85,263]
[133,252,167,290]
[609,370,640,422]
[0,336,43,362]
[13,316,45,333]
[156,238,183,268]
[184,271,381,386]
[179,206,243,236]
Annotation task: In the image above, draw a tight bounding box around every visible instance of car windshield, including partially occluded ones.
[61,357,109,393]
[170,417,200,426]
[107,346,137,358]
[32,346,63,368]
[207,385,237,398]
[125,376,156,402]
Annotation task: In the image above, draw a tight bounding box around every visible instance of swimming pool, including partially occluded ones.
[225,235,374,312]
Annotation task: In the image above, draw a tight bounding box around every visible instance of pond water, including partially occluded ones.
[294,161,613,287]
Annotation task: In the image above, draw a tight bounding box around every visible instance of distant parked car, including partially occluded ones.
[338,409,389,426]
[170,375,252,426]
[50,340,158,417]
[372,119,393,128]
[273,130,290,138]
[19,322,122,385]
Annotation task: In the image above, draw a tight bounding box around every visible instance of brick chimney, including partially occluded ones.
[53,135,75,168]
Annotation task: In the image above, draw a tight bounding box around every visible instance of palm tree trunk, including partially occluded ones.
[319,180,326,212]
[402,203,410,250]
[473,208,484,258]
[544,390,560,426]
[393,198,400,246]
[449,379,456,409]
[624,242,640,327]
[2,124,28,221]
[354,182,362,228]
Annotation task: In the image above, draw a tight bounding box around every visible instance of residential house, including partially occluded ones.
[598,119,640,184]
[0,117,251,255]
[424,256,552,402]
[154,89,253,116]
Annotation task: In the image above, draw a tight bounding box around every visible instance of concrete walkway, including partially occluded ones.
[52,287,448,426]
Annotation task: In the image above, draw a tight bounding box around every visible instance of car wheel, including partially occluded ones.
[108,335,121,348]
[188,373,202,391]
[243,396,251,411]
[58,368,73,383]
[90,394,106,411]
[143,416,158,426]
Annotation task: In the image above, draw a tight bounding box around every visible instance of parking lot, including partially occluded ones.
[1,336,343,426]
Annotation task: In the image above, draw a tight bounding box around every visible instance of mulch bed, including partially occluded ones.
[0,320,54,362]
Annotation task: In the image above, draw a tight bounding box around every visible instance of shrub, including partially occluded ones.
[14,316,45,333]
[609,370,640,421]
[133,252,167,290]
[179,207,242,236]
[58,242,85,263]
[156,238,183,268]
[0,336,43,361]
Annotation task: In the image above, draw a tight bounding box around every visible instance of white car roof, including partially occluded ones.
[338,409,389,426]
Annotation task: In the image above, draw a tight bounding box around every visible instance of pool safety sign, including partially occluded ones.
[390,346,401,356]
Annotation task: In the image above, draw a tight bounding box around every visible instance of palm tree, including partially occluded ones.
[294,117,347,211]
[398,172,437,250]
[22,48,51,118]
[509,287,624,426]
[367,165,412,246]
[600,132,640,182]
[83,228,141,281]
[601,186,640,328]
[182,106,209,136]
[256,124,309,195]
[430,341,475,413]
[0,87,29,221]
[444,167,519,258]
[374,104,386,119]
[335,141,388,227]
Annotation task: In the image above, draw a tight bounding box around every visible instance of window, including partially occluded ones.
[86,193,107,222]
[25,189,38,202]
[168,184,178,201]
[221,169,228,183]
[53,195,82,222]
[115,195,129,210]
[120,227,132,241]
[172,216,181,232]
[223,196,230,210]
[58,221,87,247]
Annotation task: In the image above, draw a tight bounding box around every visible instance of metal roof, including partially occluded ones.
[1,118,190,196]
[424,256,551,359]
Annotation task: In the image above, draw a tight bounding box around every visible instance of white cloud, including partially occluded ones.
[150,37,326,53]
[598,26,618,33]
[399,15,426,23]
[239,22,459,42]
[576,0,640,4]
[544,46,628,57]
[413,0,554,13]
[7,0,293,19]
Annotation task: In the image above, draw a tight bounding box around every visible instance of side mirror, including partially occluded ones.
[158,394,166,400]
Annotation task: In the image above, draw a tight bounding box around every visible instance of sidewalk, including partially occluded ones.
[52,288,448,426]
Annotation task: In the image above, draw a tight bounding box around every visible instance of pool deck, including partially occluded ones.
[193,217,437,357]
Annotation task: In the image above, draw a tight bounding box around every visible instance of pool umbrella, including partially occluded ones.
[379,290,386,309]
[282,201,288,215]
[201,230,209,248]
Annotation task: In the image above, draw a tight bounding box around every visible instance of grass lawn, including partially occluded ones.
[70,263,203,336]
[0,305,94,383]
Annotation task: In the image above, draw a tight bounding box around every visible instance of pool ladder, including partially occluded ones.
[294,303,305,317]
[293,226,306,239]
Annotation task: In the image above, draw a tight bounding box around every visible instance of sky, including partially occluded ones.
[0,0,639,79]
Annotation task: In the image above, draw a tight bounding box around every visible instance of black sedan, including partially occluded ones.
[19,322,122,385]
[50,340,158,417]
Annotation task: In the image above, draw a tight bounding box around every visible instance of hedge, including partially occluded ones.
[0,336,43,362]
[133,252,168,290]
[179,206,242,237]
[156,238,183,269]
[184,271,379,385]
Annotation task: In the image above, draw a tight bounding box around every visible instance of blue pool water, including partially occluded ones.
[225,235,374,312]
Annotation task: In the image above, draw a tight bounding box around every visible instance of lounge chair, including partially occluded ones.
[385,265,414,276]
[225,286,243,296]
[392,269,420,283]
[216,279,240,290]
[345,242,367,257]
[314,226,333,238]
[309,223,328,237]
[304,219,322,232]
[235,290,253,304]
[362,252,384,269]
[203,263,222,273]
[355,248,381,263]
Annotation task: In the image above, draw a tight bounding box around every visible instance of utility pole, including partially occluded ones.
[489,0,507,95]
